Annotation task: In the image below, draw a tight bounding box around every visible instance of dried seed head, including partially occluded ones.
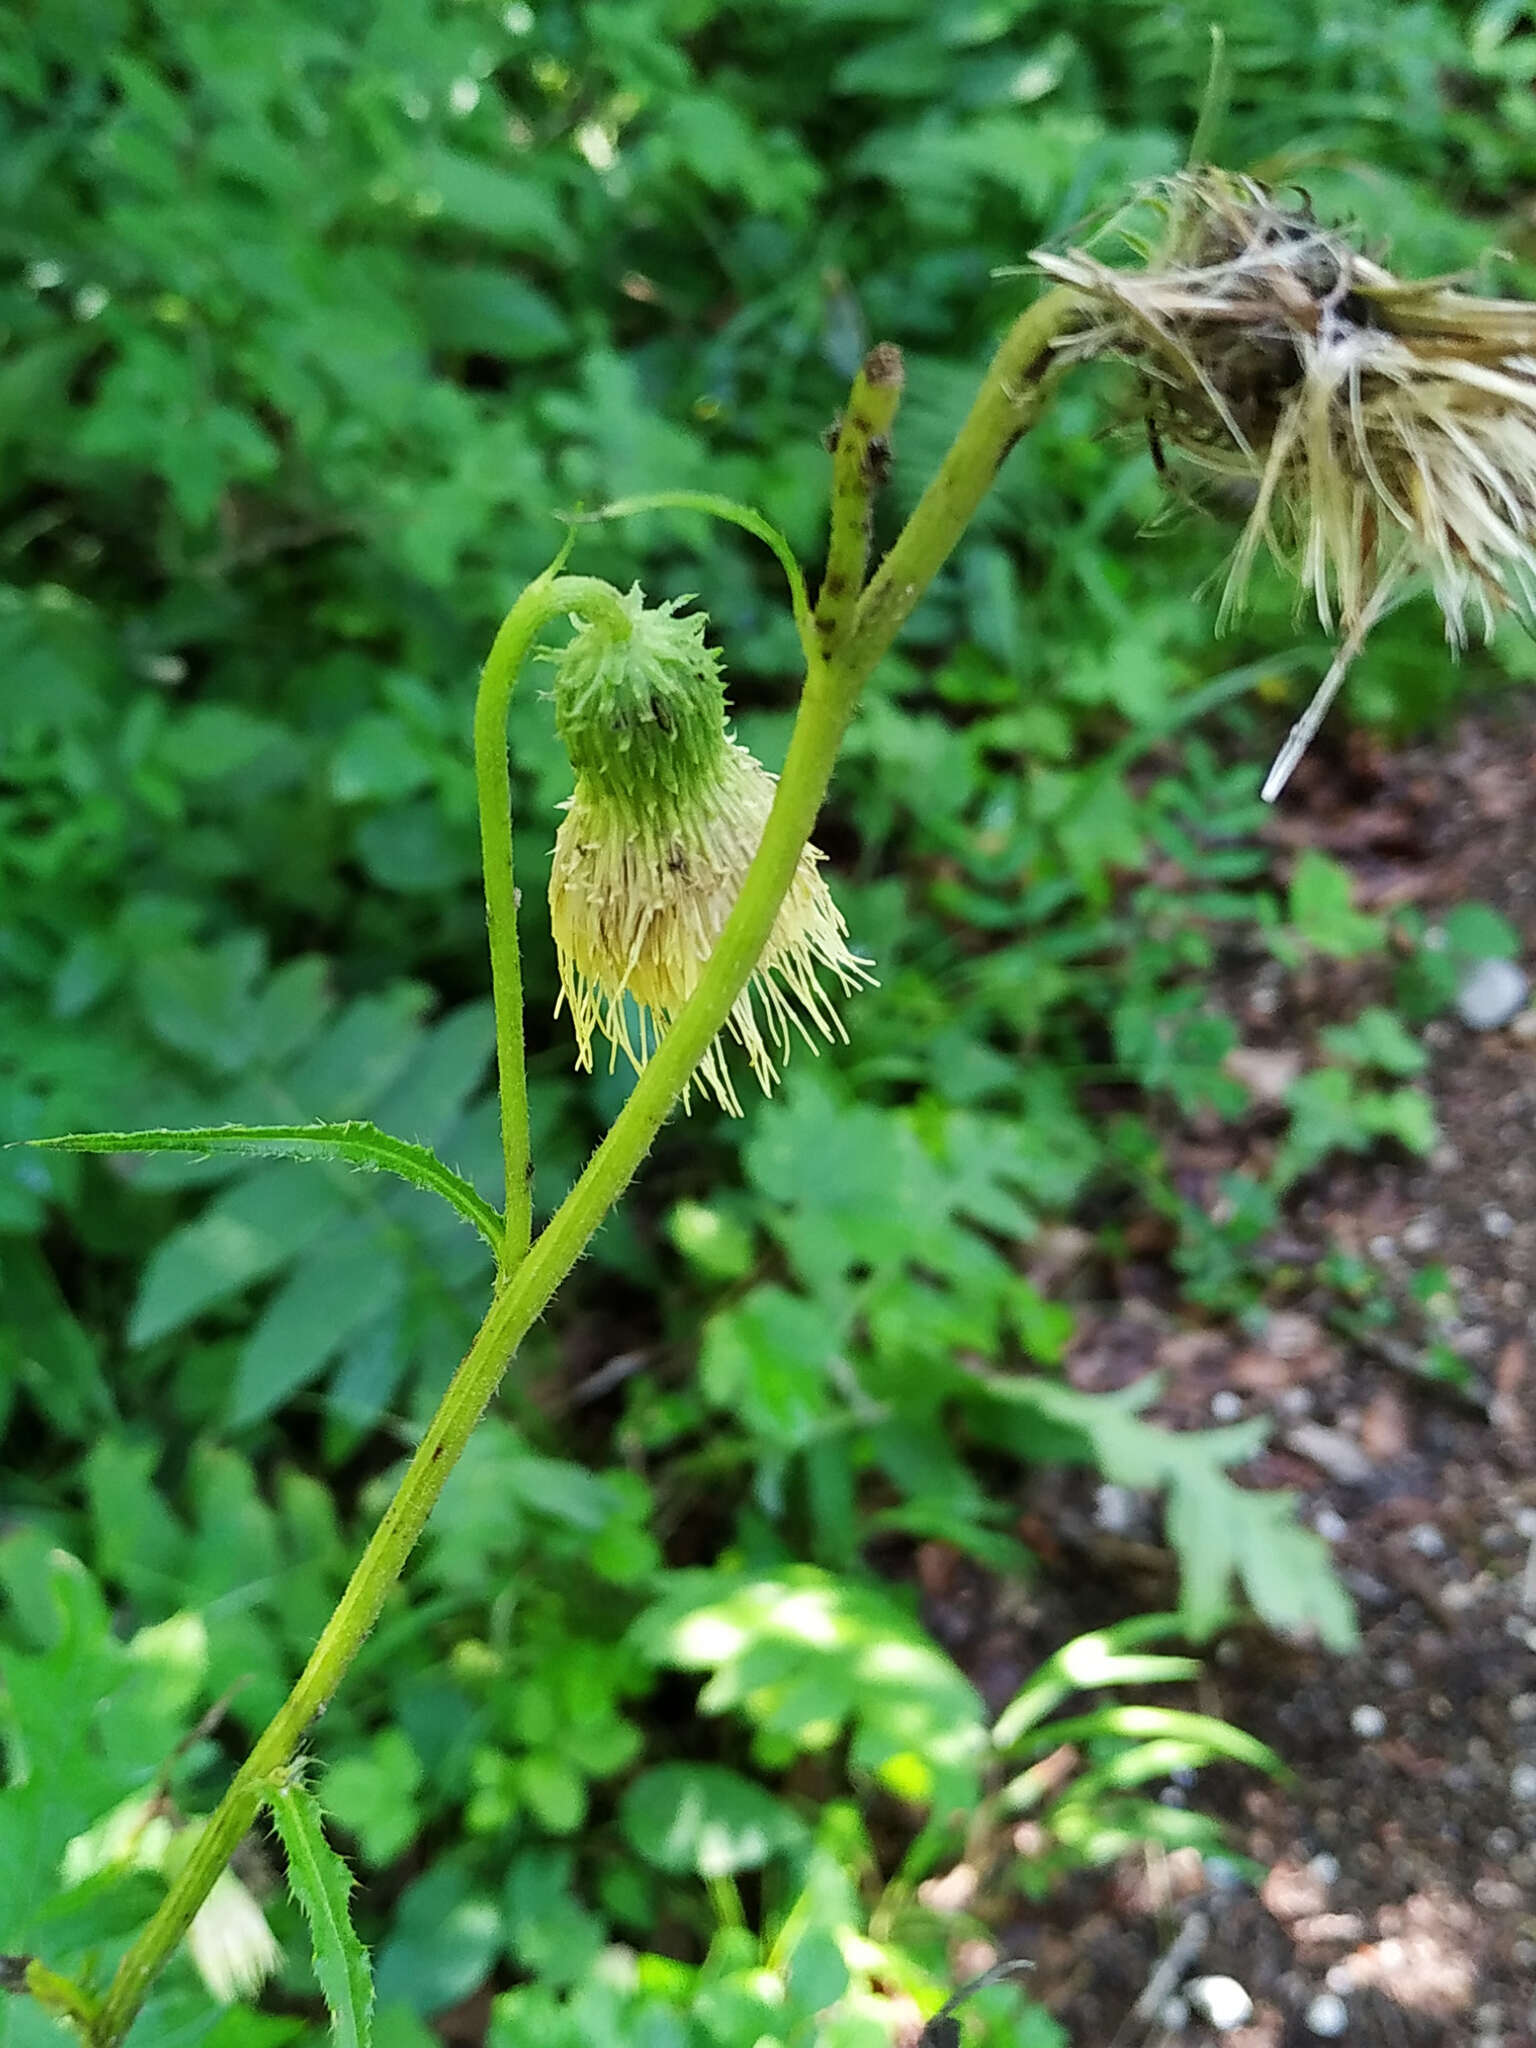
[547,589,872,1113]
[1036,172,1536,796]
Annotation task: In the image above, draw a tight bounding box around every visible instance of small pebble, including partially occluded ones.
[1159,1995,1191,2033]
[1456,956,1530,1031]
[1487,1826,1519,1860]
[1350,1704,1387,1739]
[1402,1214,1440,1254]
[1482,1205,1516,1240]
[1286,1422,1372,1487]
[1515,1507,1536,1539]
[1094,1483,1139,1535]
[1278,1385,1314,1417]
[1314,1505,1349,1544]
[1187,1977,1253,2032]
[1511,1762,1536,1803]
[1509,1692,1536,1723]
[1210,1390,1244,1422]
[1344,1568,1393,1606]
[1308,1852,1341,1885]
[1407,1523,1447,1559]
[1306,1991,1350,2038]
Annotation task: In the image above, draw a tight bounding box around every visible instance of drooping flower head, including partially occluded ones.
[1035,173,1536,796]
[547,585,872,1113]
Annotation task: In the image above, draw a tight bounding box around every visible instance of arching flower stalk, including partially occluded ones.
[546,585,872,1113]
[1035,171,1536,797]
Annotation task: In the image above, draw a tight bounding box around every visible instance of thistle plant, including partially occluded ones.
[13,176,1532,2043]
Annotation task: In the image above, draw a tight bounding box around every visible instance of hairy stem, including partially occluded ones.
[841,284,1080,688]
[473,571,631,1271]
[814,342,905,658]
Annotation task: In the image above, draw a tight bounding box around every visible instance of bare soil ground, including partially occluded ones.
[922,712,1536,2048]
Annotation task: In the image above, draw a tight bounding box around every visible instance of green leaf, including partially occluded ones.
[1284,849,1385,959]
[992,1615,1198,1751]
[374,1861,502,2017]
[619,1764,808,1876]
[1009,1705,1285,1780]
[416,264,571,360]
[265,1774,374,2048]
[1440,900,1521,961]
[634,1566,987,1809]
[27,1120,502,1255]
[1319,1005,1427,1076]
[321,1732,424,1869]
[973,1376,1356,1648]
[229,1216,404,1426]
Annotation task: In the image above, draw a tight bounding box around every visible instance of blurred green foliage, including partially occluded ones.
[3,1,1532,2043]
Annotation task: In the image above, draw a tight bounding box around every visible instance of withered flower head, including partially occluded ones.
[1035,172,1536,797]
[547,585,872,1114]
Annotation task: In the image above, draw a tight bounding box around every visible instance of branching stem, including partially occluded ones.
[86,287,1080,2048]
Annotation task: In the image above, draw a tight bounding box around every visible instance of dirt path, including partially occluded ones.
[925,712,1536,2048]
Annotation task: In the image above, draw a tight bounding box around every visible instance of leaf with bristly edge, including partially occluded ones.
[266,1771,374,2048]
[23,1120,502,1256]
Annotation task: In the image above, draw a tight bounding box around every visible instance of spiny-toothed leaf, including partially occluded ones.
[24,1121,501,1255]
[266,1774,373,2048]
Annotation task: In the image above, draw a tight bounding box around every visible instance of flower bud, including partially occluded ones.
[547,587,872,1113]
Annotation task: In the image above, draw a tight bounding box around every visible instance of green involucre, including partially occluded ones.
[550,584,730,829]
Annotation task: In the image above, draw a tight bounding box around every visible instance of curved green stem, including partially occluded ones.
[88,289,1084,2048]
[473,571,631,1271]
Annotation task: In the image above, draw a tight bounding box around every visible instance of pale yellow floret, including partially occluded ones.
[186,1868,284,2005]
[549,742,874,1114]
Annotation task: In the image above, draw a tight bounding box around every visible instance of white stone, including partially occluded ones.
[1350,1704,1387,1739]
[1306,1991,1350,2037]
[1187,1977,1253,2032]
[1456,957,1529,1031]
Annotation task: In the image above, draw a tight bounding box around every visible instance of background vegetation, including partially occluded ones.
[3,3,1534,2044]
